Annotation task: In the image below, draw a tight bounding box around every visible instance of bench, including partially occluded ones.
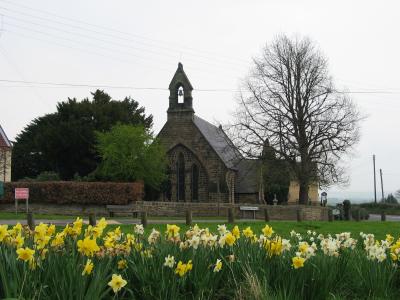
[106,205,139,218]
[239,206,259,219]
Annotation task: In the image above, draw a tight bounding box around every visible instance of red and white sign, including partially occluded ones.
[15,188,29,200]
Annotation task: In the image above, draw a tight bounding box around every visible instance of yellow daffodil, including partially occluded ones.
[82,259,94,276]
[117,259,127,270]
[16,247,35,262]
[166,224,180,239]
[213,259,222,273]
[292,256,305,269]
[108,274,127,293]
[232,226,240,239]
[29,258,37,270]
[0,225,9,242]
[262,225,274,238]
[12,234,24,248]
[51,232,65,248]
[175,260,193,277]
[242,227,254,238]
[77,237,100,257]
[40,248,48,260]
[225,232,236,246]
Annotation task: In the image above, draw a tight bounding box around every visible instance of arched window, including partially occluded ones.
[176,153,185,201]
[177,86,184,103]
[191,164,199,202]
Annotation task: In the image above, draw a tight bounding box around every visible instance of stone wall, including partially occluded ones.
[0,201,328,221]
[132,201,329,221]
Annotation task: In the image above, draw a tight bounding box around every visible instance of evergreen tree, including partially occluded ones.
[12,90,153,180]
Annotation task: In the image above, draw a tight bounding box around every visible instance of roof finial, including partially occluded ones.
[178,62,183,71]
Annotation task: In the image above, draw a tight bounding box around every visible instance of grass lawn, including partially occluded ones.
[115,220,400,240]
[1,211,399,240]
[0,212,75,220]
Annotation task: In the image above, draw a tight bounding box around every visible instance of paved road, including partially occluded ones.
[368,214,400,221]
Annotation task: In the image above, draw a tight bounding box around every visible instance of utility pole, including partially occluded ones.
[373,155,377,204]
[380,169,385,203]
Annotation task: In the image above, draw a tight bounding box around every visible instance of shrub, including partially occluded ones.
[3,181,143,205]
[343,200,351,220]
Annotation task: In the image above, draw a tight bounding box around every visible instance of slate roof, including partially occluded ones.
[235,159,260,193]
[192,116,260,193]
[0,125,12,148]
[193,116,242,169]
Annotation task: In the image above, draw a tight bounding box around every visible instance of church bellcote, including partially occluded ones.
[167,62,194,120]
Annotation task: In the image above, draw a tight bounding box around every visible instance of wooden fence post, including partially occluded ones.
[264,208,270,222]
[89,213,96,226]
[141,211,148,227]
[186,209,192,226]
[228,207,235,224]
[27,212,35,230]
[296,209,302,222]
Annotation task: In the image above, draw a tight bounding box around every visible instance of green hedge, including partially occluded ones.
[1,181,143,205]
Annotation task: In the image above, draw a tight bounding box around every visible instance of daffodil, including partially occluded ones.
[82,259,94,275]
[175,260,193,277]
[166,224,180,239]
[51,232,65,248]
[16,247,35,262]
[262,225,274,238]
[0,225,9,242]
[242,227,254,238]
[225,232,236,246]
[40,248,48,260]
[213,259,222,272]
[164,255,175,268]
[108,274,127,293]
[117,259,127,270]
[77,237,100,257]
[292,256,305,269]
[232,226,240,239]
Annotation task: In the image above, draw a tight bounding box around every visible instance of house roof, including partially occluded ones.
[0,125,11,148]
[235,159,260,193]
[193,116,242,169]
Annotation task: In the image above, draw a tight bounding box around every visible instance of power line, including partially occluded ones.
[0,13,246,73]
[2,78,400,94]
[0,1,249,67]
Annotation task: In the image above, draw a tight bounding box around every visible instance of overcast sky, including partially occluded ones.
[0,0,399,200]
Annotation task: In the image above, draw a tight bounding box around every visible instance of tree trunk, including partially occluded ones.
[298,182,309,205]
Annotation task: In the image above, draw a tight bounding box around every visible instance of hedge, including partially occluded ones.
[1,181,143,205]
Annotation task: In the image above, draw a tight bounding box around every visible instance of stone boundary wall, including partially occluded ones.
[0,201,328,221]
[133,201,329,221]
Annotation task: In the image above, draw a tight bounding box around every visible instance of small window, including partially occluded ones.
[178,86,184,103]
[191,164,199,202]
[177,153,185,201]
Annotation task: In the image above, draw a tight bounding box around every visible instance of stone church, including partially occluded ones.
[157,63,318,204]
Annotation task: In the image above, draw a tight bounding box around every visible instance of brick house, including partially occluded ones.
[157,63,318,204]
[0,125,12,182]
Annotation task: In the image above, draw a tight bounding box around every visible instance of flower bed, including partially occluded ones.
[0,219,399,299]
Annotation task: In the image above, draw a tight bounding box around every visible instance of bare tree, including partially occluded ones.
[229,35,361,204]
